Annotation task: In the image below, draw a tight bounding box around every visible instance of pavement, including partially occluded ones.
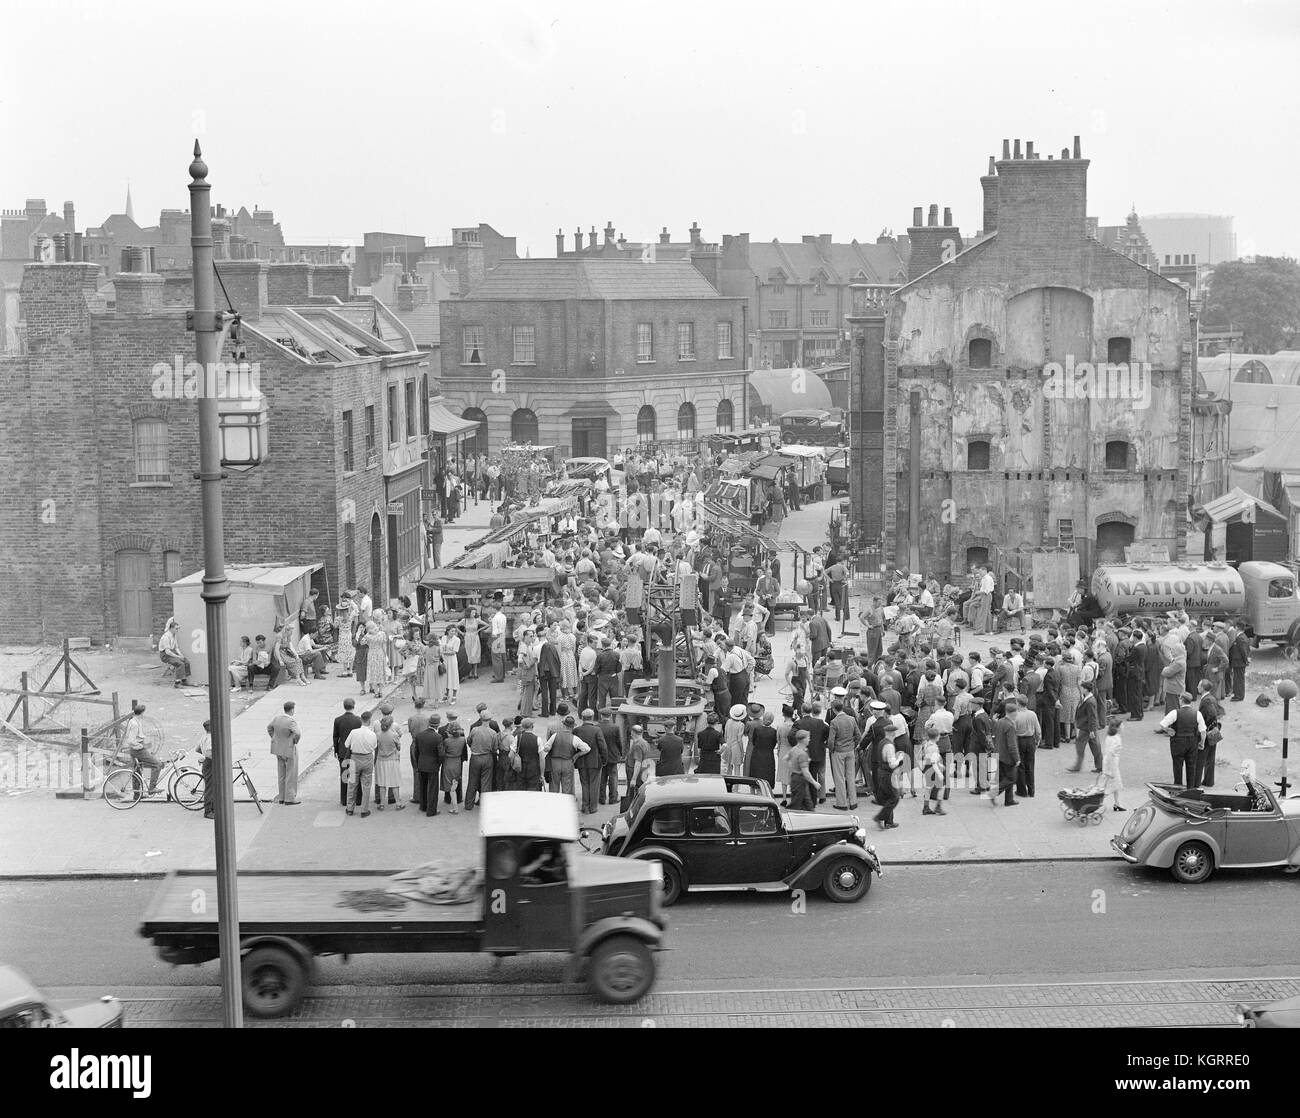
[2,493,1298,877]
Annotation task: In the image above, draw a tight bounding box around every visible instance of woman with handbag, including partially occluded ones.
[420,632,444,703]
[353,618,369,695]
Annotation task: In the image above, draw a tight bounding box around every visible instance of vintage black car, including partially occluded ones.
[594,775,882,904]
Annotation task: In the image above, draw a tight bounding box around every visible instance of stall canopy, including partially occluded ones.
[427,402,480,438]
[419,567,565,594]
[746,463,784,482]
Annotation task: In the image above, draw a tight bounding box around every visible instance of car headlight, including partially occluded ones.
[853,827,868,844]
[1121,803,1154,842]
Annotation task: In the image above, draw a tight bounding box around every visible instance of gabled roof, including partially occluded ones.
[463,258,725,300]
[1200,486,1286,524]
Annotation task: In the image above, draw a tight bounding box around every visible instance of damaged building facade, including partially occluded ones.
[848,137,1195,585]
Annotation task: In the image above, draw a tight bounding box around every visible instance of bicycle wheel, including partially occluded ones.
[243,773,265,815]
[173,769,205,811]
[103,768,144,809]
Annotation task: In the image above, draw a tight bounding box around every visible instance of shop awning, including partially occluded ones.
[419,567,565,594]
[746,464,783,481]
[427,402,479,438]
[560,400,620,418]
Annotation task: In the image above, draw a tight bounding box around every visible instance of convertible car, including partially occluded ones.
[1111,780,1300,883]
[594,775,882,904]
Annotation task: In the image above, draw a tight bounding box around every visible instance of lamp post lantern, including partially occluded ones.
[189,141,243,1028]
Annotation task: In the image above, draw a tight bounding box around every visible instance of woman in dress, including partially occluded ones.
[556,620,578,701]
[695,710,723,775]
[461,607,488,680]
[439,713,466,812]
[420,632,444,703]
[745,711,778,786]
[278,630,308,687]
[335,594,357,677]
[440,624,461,705]
[373,716,405,811]
[1098,716,1125,812]
[1056,654,1082,743]
[365,619,387,697]
[722,704,748,777]
[775,704,796,798]
[229,635,253,692]
[353,616,369,695]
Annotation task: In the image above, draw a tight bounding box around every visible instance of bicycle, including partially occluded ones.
[186,752,266,815]
[102,749,203,811]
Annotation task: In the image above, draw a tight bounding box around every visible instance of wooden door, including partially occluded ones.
[116,549,152,636]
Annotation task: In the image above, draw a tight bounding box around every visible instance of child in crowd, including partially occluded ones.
[1098,715,1125,812]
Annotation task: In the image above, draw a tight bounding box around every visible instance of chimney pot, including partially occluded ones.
[912,206,923,227]
[1013,139,1022,159]
[1062,148,1070,159]
[660,227,670,245]
[556,228,565,256]
[1026,141,1035,159]
[1073,135,1082,159]
[943,207,952,226]
[1002,139,1011,160]
[987,156,996,176]
[927,204,939,227]
[575,227,584,251]
[604,221,615,246]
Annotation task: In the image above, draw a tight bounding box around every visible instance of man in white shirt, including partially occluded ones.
[490,605,509,683]
[344,710,379,816]
[158,620,192,686]
[297,631,328,679]
[125,703,164,795]
[917,585,935,618]
[976,568,997,634]
[642,523,662,549]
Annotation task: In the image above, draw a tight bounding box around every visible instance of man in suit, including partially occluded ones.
[808,609,832,668]
[463,706,499,810]
[1228,627,1250,701]
[594,637,622,710]
[1036,657,1060,750]
[598,707,624,805]
[413,715,444,817]
[1068,682,1102,774]
[538,627,562,717]
[991,697,1021,806]
[516,628,540,718]
[332,697,362,807]
[1184,626,1205,697]
[407,699,430,809]
[574,709,610,814]
[267,700,302,805]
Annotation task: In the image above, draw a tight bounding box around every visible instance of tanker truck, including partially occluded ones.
[1090,560,1300,659]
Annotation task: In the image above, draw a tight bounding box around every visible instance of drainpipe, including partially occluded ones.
[909,390,921,574]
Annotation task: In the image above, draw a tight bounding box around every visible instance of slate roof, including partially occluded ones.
[463,259,725,300]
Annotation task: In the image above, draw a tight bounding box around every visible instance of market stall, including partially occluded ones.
[419,566,566,616]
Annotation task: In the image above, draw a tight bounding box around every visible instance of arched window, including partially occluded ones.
[462,407,488,457]
[1235,359,1272,385]
[1104,440,1132,470]
[637,405,657,444]
[511,407,538,446]
[677,401,696,439]
[133,418,170,483]
[716,399,734,433]
[968,338,992,368]
[1107,337,1131,364]
[966,546,989,570]
[966,439,991,471]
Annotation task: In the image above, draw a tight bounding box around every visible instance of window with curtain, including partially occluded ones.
[463,325,485,364]
[133,418,169,482]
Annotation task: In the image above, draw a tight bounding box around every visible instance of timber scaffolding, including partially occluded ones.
[0,638,129,757]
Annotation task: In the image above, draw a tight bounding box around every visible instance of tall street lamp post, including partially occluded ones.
[1277,679,1296,800]
[189,142,243,1027]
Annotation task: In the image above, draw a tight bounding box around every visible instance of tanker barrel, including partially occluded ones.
[658,648,675,707]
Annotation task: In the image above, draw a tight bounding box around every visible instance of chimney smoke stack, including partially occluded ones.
[912,206,923,227]
[660,226,670,245]
[1013,139,1022,159]
[1026,141,1035,159]
[943,207,952,226]
[575,227,584,251]
[556,228,565,256]
[1002,138,1011,160]
[1073,135,1082,159]
[988,156,996,175]
[927,204,939,227]
[1062,148,1069,159]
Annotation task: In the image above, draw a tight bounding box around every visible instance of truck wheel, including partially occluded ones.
[654,859,683,906]
[1170,841,1214,885]
[822,856,871,902]
[242,946,306,1018]
[588,934,655,1004]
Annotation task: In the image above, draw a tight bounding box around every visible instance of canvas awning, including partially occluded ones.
[427,402,479,438]
[418,567,565,594]
[745,464,784,481]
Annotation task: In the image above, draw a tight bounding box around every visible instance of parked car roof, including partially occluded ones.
[639,775,776,806]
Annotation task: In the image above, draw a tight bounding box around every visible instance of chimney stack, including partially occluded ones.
[659,227,670,245]
[267,261,313,305]
[994,135,1090,247]
[689,221,702,247]
[63,201,75,233]
[212,260,268,321]
[311,263,352,301]
[1073,135,1082,159]
[907,205,963,281]
[590,226,598,252]
[1013,139,1022,159]
[556,228,565,256]
[574,227,584,252]
[1002,138,1011,160]
[1026,141,1035,159]
[1062,148,1070,159]
[604,222,615,247]
[980,156,999,235]
[113,265,164,313]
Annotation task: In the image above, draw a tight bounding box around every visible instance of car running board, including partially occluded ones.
[688,882,789,893]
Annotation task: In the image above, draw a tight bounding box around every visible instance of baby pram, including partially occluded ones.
[1057,787,1107,826]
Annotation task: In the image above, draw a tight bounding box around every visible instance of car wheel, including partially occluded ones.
[653,859,683,906]
[1170,840,1215,884]
[822,856,871,902]
[588,934,655,1004]
[242,946,307,1018]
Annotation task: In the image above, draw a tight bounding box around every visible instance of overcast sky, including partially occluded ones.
[3,0,1297,259]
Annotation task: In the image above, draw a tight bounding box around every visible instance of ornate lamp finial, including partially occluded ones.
[189,141,208,182]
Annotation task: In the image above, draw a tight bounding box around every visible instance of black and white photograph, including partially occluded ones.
[1,0,1297,1076]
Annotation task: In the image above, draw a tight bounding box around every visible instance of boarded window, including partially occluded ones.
[967,440,991,471]
[1107,337,1131,364]
[968,338,992,368]
[1104,440,1131,470]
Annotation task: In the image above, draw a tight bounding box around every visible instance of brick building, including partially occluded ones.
[719,231,908,370]
[358,224,517,289]
[1,198,78,353]
[847,136,1196,584]
[439,257,749,459]
[0,259,433,644]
